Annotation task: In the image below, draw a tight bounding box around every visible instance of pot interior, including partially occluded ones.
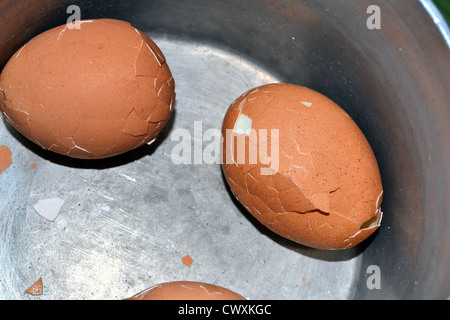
[0,0,448,299]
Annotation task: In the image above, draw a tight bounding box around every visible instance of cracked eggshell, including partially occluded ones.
[221,83,383,250]
[0,19,175,159]
[126,281,246,300]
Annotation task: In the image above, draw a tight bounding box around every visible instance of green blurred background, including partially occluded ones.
[433,0,450,25]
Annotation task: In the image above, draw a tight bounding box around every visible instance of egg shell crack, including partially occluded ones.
[0,19,175,159]
[222,84,383,249]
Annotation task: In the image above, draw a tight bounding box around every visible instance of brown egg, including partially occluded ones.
[0,19,175,159]
[126,281,246,300]
[221,83,383,250]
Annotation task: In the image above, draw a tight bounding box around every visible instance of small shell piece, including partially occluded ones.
[182,254,194,268]
[0,145,12,174]
[25,278,43,296]
[33,197,65,222]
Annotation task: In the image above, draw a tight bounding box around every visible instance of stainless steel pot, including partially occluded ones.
[0,0,448,300]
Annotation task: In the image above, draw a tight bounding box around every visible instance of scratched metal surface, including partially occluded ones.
[1,0,449,300]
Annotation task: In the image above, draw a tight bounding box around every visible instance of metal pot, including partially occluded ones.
[0,0,448,299]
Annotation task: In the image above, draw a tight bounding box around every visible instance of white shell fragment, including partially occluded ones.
[33,197,65,222]
[233,114,253,135]
[100,206,111,212]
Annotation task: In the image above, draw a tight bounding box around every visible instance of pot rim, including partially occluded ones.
[420,0,450,47]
